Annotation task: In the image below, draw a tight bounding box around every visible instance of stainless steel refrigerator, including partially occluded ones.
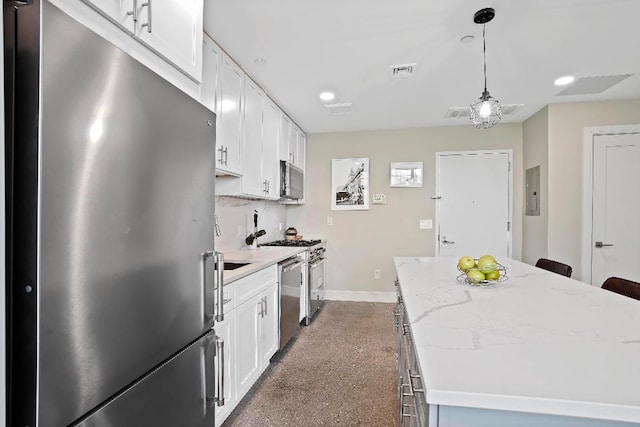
[4,1,224,425]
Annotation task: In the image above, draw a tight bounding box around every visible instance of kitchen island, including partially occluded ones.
[394,257,640,427]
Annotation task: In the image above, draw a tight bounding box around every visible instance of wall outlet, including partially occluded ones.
[279,222,283,231]
[372,193,387,204]
[419,219,433,230]
[374,269,381,279]
[327,216,333,226]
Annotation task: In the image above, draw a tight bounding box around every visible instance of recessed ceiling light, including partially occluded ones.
[554,75,575,86]
[460,35,475,44]
[254,58,267,65]
[319,91,335,101]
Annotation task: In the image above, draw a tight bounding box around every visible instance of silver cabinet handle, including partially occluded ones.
[595,241,614,248]
[140,0,152,33]
[127,0,137,21]
[257,299,263,317]
[201,250,214,323]
[214,252,224,322]
[215,337,225,407]
[223,147,228,165]
[217,146,224,165]
[262,296,267,317]
[408,369,424,394]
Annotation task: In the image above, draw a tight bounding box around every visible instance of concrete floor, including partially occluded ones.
[222,301,400,427]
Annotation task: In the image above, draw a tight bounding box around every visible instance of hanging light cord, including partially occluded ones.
[482,23,487,93]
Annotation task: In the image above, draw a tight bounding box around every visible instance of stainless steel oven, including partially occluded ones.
[260,239,326,325]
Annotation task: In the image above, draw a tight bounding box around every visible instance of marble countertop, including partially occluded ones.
[394,256,640,423]
[220,246,306,284]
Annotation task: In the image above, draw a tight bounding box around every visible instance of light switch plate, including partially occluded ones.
[419,219,433,229]
[327,216,333,226]
[372,193,387,204]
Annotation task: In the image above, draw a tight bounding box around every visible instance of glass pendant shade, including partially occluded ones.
[470,90,501,129]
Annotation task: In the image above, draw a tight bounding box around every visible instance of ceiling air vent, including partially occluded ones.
[323,102,353,115]
[389,63,416,79]
[445,104,524,119]
[556,74,632,96]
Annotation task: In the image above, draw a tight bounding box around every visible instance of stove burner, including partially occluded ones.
[260,239,321,247]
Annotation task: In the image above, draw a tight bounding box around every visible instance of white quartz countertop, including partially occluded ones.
[221,246,306,284]
[394,256,640,423]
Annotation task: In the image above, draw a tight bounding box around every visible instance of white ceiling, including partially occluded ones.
[204,0,640,134]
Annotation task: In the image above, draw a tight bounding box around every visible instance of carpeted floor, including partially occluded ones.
[222,300,400,427]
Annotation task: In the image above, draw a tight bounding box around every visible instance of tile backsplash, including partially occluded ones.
[215,196,288,252]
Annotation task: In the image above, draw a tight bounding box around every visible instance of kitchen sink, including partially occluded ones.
[224,261,251,271]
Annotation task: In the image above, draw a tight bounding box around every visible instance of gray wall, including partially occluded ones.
[546,99,640,281]
[287,123,523,297]
[522,107,549,265]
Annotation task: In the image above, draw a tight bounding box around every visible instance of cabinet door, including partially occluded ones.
[262,101,281,199]
[81,0,135,33]
[214,312,236,427]
[242,81,266,196]
[288,121,299,165]
[297,131,306,172]
[279,115,291,162]
[234,296,261,398]
[216,56,243,175]
[134,0,203,82]
[201,39,218,113]
[259,283,280,369]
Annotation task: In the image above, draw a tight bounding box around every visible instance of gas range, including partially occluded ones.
[260,239,322,248]
[260,238,326,324]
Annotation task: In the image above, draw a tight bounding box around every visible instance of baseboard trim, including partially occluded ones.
[324,290,396,303]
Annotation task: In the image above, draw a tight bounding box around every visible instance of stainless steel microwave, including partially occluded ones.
[280,160,304,200]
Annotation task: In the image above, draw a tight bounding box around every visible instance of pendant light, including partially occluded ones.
[469,8,501,129]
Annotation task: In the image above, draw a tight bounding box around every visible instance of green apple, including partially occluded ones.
[485,270,500,281]
[477,255,498,274]
[457,256,476,272]
[466,269,485,284]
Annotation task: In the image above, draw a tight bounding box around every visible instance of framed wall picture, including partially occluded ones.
[331,158,369,210]
[390,161,423,187]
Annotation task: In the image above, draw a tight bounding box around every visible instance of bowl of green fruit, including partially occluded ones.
[456,254,508,286]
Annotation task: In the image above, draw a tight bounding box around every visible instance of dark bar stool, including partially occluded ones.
[535,258,573,278]
[602,277,640,301]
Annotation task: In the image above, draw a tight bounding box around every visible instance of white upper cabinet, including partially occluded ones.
[202,37,243,176]
[81,0,203,81]
[242,80,265,196]
[240,80,280,200]
[279,114,305,171]
[262,101,281,199]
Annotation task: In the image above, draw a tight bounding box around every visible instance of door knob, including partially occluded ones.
[595,241,614,248]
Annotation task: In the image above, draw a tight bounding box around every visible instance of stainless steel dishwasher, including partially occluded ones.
[278,255,305,350]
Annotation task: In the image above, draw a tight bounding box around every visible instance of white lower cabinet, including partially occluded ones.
[215,265,279,426]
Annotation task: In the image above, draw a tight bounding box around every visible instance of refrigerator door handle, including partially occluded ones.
[215,337,225,407]
[201,251,215,323]
[214,252,225,322]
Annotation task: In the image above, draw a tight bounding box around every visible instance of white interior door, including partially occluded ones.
[591,133,640,285]
[435,151,512,258]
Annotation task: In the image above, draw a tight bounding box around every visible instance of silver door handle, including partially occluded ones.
[442,238,455,244]
[127,0,137,21]
[214,252,224,322]
[595,241,614,248]
[140,0,152,32]
[215,337,225,407]
[201,251,214,322]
